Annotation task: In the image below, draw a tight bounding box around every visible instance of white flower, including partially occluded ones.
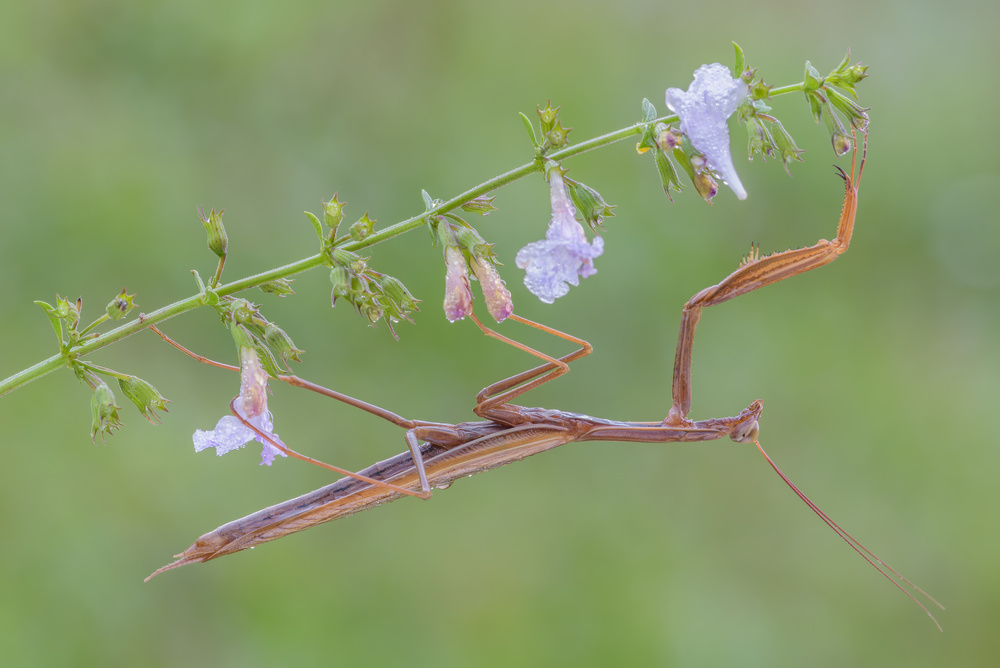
[665,63,749,200]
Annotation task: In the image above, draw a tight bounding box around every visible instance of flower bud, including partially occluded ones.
[323,194,346,235]
[380,275,421,315]
[831,131,852,157]
[655,124,682,152]
[228,298,257,325]
[330,265,351,307]
[537,101,560,131]
[106,288,137,320]
[826,87,870,131]
[264,322,304,364]
[452,224,488,254]
[118,375,169,425]
[259,278,295,297]
[827,52,869,98]
[821,104,852,156]
[331,247,361,267]
[743,115,773,161]
[199,206,228,260]
[545,120,571,149]
[567,179,615,232]
[53,295,82,327]
[692,170,719,203]
[349,212,375,241]
[91,381,124,443]
[769,120,804,175]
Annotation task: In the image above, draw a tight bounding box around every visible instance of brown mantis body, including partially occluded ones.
[147,136,944,630]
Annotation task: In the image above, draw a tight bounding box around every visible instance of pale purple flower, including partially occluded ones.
[442,245,474,322]
[192,347,288,466]
[665,63,749,200]
[516,171,604,303]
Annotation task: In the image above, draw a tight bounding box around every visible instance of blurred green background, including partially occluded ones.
[2,1,997,666]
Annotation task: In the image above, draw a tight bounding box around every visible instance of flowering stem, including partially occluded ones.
[353,116,673,251]
[0,78,811,398]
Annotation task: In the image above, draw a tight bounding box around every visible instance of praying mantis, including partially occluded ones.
[146,134,944,630]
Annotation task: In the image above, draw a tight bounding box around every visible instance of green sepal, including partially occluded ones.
[654,149,683,202]
[807,90,824,124]
[460,195,498,216]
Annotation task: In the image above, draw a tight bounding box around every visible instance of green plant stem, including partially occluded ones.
[0,79,809,398]
[769,83,805,96]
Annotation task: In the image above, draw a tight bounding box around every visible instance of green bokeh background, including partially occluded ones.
[2,1,997,666]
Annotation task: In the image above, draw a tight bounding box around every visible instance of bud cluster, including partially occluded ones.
[329,248,421,340]
[801,52,869,156]
[537,101,572,152]
[217,297,305,377]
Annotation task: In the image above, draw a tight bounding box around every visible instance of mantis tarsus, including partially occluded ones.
[147,134,944,630]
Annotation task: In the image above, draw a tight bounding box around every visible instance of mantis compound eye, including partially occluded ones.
[731,419,759,444]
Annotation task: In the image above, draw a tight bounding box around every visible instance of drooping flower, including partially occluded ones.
[665,63,749,200]
[469,256,513,322]
[442,244,474,322]
[192,346,288,466]
[515,170,604,303]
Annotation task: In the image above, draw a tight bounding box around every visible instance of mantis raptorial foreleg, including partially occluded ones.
[667,135,864,423]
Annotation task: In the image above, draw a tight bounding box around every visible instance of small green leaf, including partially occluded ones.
[803,61,824,92]
[641,98,657,123]
[304,211,323,241]
[519,112,539,148]
[733,42,746,78]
